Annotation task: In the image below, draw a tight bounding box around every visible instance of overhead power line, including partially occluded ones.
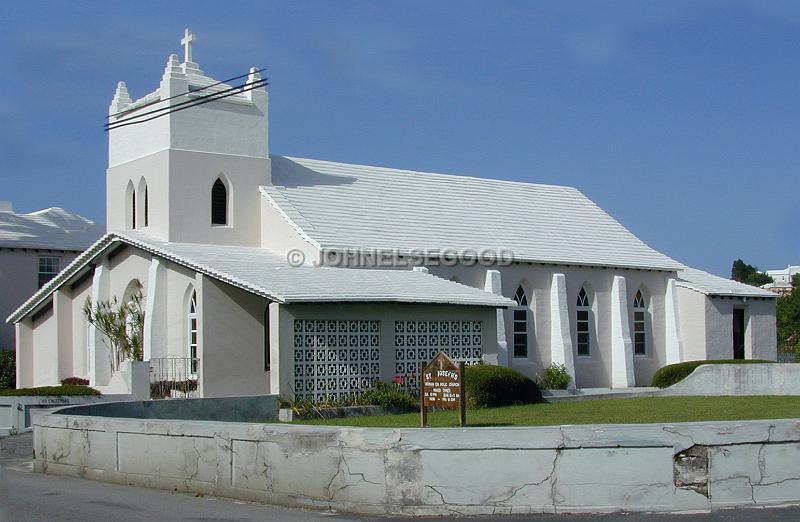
[107,68,266,119]
[105,77,268,132]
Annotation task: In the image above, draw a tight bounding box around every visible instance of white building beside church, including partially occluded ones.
[763,265,799,295]
[0,202,103,351]
[7,31,777,398]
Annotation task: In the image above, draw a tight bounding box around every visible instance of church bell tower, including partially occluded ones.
[106,29,270,246]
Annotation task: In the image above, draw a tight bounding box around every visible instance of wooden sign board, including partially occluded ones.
[420,352,466,427]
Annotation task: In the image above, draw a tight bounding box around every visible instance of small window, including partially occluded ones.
[143,185,149,227]
[211,178,227,225]
[125,180,136,229]
[633,290,646,355]
[188,291,198,375]
[576,287,591,356]
[38,256,60,288]
[512,286,529,358]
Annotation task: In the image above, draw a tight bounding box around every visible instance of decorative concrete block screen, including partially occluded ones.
[394,320,483,392]
[293,319,381,401]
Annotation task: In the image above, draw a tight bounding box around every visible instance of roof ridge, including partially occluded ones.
[279,155,578,192]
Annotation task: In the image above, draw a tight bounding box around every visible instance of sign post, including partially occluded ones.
[420,352,466,427]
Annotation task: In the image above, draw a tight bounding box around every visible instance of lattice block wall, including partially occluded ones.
[293,319,381,401]
[394,320,483,392]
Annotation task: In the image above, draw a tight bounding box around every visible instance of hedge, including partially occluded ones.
[651,359,775,388]
[0,385,101,397]
[464,364,542,408]
[0,350,14,390]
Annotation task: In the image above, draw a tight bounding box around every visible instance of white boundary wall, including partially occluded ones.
[33,410,800,515]
[663,364,800,396]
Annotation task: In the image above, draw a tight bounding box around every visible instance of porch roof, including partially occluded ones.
[7,232,514,324]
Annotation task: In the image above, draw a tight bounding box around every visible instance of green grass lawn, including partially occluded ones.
[295,396,800,428]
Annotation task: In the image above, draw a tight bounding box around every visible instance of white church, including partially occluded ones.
[8,31,777,399]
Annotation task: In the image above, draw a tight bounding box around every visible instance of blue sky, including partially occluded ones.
[0,1,797,277]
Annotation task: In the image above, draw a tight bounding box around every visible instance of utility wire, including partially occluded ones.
[107,67,266,119]
[105,78,268,132]
[105,76,268,130]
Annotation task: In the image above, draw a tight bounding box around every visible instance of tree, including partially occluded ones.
[83,280,144,372]
[731,259,773,287]
[777,274,800,355]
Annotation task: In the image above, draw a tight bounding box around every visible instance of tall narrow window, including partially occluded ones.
[576,287,591,356]
[633,290,646,355]
[37,256,60,288]
[188,291,198,375]
[513,286,529,358]
[143,185,149,227]
[125,180,135,229]
[211,178,227,225]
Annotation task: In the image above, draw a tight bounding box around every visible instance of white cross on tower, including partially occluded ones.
[181,28,196,63]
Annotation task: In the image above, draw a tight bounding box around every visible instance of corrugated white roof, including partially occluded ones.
[7,232,513,324]
[0,207,104,251]
[675,266,776,298]
[261,156,682,271]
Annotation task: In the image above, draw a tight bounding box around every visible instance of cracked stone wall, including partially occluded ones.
[32,410,800,516]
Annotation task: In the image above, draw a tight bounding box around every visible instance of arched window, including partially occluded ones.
[633,289,647,355]
[513,286,529,358]
[137,177,149,228]
[576,287,591,356]
[211,178,227,225]
[125,181,135,229]
[188,290,198,375]
[143,185,149,227]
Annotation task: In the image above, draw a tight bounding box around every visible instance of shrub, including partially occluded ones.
[0,350,14,390]
[651,359,775,388]
[359,381,417,412]
[464,364,542,408]
[61,377,90,386]
[0,385,101,396]
[539,363,571,390]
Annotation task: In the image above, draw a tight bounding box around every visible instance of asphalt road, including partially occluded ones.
[3,433,800,522]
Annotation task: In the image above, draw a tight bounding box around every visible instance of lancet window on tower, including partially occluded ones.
[211,178,228,226]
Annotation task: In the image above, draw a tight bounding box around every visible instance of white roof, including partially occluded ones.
[261,156,683,271]
[675,266,776,298]
[7,232,513,324]
[0,207,104,251]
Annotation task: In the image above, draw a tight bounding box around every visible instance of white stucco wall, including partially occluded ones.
[107,150,269,247]
[677,288,777,363]
[15,321,33,387]
[705,296,776,361]
[107,151,169,238]
[34,411,800,515]
[748,298,778,360]
[108,71,268,168]
[426,264,671,387]
[260,197,319,260]
[200,275,270,397]
[68,277,93,380]
[31,306,58,387]
[676,286,708,362]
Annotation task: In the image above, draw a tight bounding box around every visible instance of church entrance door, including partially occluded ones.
[732,309,745,360]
